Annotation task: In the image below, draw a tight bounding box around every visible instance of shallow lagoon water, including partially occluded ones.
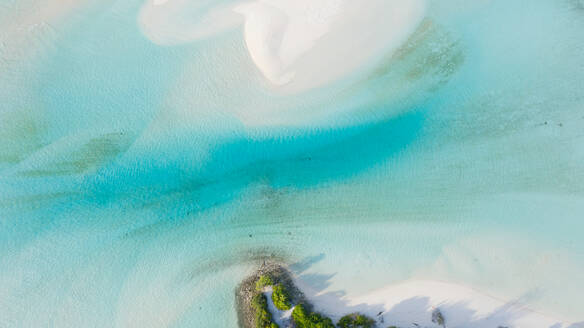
[1,0,583,327]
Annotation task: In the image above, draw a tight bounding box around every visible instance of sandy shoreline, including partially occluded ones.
[236,262,581,327]
[294,278,581,328]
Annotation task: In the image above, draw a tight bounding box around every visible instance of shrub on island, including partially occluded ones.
[431,308,446,328]
[291,304,335,328]
[337,313,376,328]
[271,284,291,310]
[256,274,274,291]
[251,293,279,328]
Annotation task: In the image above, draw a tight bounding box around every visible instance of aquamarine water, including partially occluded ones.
[1,0,583,327]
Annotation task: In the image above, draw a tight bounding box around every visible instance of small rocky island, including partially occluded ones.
[235,262,446,328]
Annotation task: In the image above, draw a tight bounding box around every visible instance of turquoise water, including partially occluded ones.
[1,0,583,326]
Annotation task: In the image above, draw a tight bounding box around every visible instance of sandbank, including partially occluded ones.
[295,279,579,327]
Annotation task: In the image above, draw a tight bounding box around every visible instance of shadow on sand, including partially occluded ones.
[289,255,583,328]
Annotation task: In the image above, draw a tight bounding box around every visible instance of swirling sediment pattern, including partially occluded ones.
[1,0,583,327]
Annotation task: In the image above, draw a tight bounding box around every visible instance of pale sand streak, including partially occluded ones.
[138,0,426,93]
[233,0,425,93]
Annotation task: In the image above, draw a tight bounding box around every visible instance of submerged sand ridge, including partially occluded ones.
[139,0,426,93]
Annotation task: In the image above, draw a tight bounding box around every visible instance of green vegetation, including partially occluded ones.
[337,313,376,328]
[251,293,279,328]
[271,284,291,310]
[291,304,335,328]
[256,275,274,291]
[432,308,445,328]
[243,266,411,328]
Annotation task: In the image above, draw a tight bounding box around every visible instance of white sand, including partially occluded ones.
[294,279,580,328]
[139,0,426,93]
[233,0,426,93]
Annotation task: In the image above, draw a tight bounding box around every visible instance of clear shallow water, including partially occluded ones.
[1,0,583,327]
